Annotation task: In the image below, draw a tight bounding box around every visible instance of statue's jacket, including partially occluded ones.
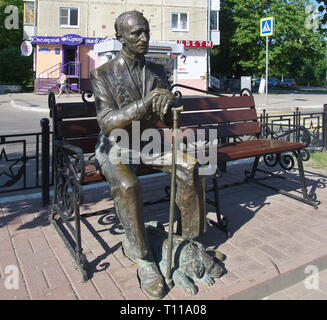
[90,52,170,167]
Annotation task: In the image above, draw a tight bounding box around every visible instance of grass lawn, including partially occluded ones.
[304,150,327,175]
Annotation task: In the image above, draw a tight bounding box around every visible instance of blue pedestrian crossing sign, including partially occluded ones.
[260,17,275,36]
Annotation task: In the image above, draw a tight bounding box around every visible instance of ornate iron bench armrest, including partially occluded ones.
[260,122,311,148]
[54,140,86,185]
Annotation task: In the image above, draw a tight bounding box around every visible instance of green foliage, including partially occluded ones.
[306,150,327,173]
[0,47,34,87]
[0,1,34,87]
[212,0,327,85]
[0,0,23,50]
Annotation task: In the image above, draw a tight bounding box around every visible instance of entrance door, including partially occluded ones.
[63,46,76,75]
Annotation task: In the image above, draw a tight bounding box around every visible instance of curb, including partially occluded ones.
[256,105,323,112]
[10,100,49,113]
[229,254,327,300]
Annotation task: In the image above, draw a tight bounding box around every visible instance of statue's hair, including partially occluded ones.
[114,11,148,39]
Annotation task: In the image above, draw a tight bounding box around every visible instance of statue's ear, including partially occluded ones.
[117,33,126,45]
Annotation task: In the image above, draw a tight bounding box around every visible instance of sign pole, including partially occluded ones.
[260,17,274,105]
[266,35,269,105]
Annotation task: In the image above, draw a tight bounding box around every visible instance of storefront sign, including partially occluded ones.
[177,40,213,48]
[60,34,83,46]
[38,48,51,54]
[148,45,172,52]
[31,36,61,44]
[31,35,106,45]
[84,37,106,45]
[20,40,33,56]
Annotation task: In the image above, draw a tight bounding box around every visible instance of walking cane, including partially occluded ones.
[166,105,183,289]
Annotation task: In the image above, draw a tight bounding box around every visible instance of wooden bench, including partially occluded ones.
[176,92,318,235]
[48,89,317,280]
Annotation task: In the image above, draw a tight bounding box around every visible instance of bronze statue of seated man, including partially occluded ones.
[91,10,206,300]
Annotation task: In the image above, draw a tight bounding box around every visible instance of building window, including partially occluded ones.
[24,2,35,25]
[171,12,188,32]
[210,10,219,31]
[60,7,79,27]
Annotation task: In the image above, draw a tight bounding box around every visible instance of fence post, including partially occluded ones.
[323,104,327,151]
[41,118,50,206]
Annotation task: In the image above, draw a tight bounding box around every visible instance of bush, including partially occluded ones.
[0,47,34,88]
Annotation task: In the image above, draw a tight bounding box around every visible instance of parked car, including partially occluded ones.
[279,78,296,88]
[268,78,280,87]
[255,78,262,86]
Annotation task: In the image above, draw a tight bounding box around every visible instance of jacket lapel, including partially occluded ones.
[117,54,142,100]
[145,61,155,95]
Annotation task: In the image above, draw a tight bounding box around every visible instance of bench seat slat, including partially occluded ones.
[216,139,302,161]
[82,162,161,185]
[83,163,105,185]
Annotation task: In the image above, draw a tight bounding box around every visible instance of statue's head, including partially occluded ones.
[115,11,150,57]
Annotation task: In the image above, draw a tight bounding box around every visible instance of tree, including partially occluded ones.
[0,1,34,87]
[0,47,34,87]
[317,0,327,24]
[0,0,23,50]
[211,0,326,85]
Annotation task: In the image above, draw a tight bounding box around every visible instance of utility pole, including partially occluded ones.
[33,0,37,36]
[207,0,211,90]
[266,35,269,105]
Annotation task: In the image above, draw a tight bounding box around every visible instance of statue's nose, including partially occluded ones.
[140,32,148,41]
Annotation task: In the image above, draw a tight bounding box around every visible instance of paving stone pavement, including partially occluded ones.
[0,161,327,300]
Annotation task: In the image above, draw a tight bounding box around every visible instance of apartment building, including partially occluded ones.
[23,0,220,94]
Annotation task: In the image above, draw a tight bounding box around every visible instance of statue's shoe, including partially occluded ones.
[136,258,165,300]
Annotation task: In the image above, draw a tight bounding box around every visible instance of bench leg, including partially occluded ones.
[73,204,88,281]
[50,170,89,282]
[293,150,318,207]
[208,171,232,238]
[254,151,318,209]
[245,156,260,182]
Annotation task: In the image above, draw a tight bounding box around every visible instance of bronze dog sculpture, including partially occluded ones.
[123,221,225,295]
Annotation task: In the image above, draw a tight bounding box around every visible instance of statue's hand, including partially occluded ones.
[141,88,165,112]
[150,88,177,120]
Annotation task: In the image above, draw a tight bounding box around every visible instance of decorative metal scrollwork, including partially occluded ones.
[279,153,295,170]
[82,90,94,103]
[260,122,311,148]
[263,149,310,171]
[264,153,279,167]
[54,145,84,219]
[173,90,183,106]
[300,149,310,162]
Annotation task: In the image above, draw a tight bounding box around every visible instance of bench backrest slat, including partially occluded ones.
[182,96,255,111]
[215,122,261,138]
[52,94,259,143]
[180,108,258,127]
[63,137,98,154]
[57,119,99,138]
[180,95,259,138]
[56,102,96,119]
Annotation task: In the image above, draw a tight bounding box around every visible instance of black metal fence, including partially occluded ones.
[0,106,326,206]
[260,105,327,149]
[0,118,52,205]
